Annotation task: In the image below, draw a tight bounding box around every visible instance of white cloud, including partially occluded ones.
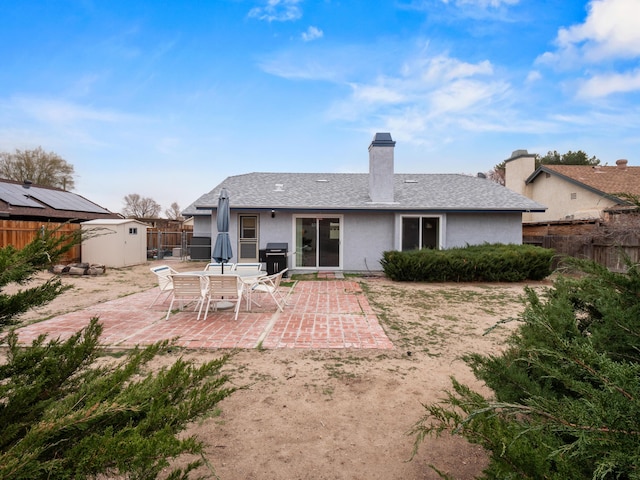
[441,0,519,7]
[526,70,542,83]
[259,55,339,81]
[429,78,505,115]
[327,52,512,142]
[11,96,138,125]
[404,55,493,83]
[577,69,640,97]
[0,95,147,153]
[350,83,406,104]
[301,26,323,42]
[248,0,303,22]
[541,0,640,64]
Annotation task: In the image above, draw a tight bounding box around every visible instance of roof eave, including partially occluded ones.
[194,204,545,213]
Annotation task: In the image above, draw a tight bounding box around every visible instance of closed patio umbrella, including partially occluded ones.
[212,188,232,273]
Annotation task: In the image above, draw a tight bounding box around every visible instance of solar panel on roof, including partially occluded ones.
[26,188,110,214]
[0,184,45,208]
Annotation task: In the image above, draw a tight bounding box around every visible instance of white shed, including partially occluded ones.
[81,219,148,268]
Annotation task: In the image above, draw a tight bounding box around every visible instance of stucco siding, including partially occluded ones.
[193,210,523,270]
[525,175,615,222]
[445,212,523,247]
[256,212,291,250]
[342,212,394,271]
[193,214,212,237]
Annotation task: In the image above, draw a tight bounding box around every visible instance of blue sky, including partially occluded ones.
[1,0,639,215]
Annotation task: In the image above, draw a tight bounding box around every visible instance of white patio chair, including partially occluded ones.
[204,274,243,320]
[233,263,264,309]
[165,274,209,320]
[233,262,263,272]
[203,262,234,273]
[251,268,289,312]
[149,264,178,307]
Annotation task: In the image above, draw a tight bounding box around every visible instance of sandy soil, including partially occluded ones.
[4,260,551,479]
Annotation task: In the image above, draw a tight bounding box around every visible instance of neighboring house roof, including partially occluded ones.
[0,179,119,221]
[82,219,148,226]
[183,172,545,215]
[526,164,640,204]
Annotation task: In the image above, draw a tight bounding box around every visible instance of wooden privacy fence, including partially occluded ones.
[146,228,193,259]
[524,233,640,272]
[0,220,81,263]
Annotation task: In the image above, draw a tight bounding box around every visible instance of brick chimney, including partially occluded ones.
[368,132,396,203]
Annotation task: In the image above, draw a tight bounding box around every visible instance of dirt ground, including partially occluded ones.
[5,260,551,479]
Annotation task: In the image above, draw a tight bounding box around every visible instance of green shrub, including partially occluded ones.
[0,228,236,479]
[381,243,554,282]
[410,256,640,479]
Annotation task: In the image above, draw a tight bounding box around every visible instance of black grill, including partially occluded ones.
[264,242,288,276]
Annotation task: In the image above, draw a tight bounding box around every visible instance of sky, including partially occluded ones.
[1,0,639,215]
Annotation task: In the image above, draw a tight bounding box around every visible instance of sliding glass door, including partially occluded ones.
[295,216,341,268]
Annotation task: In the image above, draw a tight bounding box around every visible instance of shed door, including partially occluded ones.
[124,225,144,266]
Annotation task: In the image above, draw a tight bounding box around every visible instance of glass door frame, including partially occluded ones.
[292,214,343,270]
[237,215,259,262]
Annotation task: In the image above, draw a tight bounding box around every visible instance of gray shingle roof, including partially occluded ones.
[183,172,545,215]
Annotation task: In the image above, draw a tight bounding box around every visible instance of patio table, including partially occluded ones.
[175,270,266,311]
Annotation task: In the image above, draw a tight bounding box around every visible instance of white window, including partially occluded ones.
[401,216,439,251]
[129,227,138,235]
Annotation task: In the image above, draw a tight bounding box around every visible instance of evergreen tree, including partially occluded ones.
[538,149,600,167]
[411,257,640,479]
[0,228,236,479]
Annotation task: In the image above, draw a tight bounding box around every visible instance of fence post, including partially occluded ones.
[157,230,164,259]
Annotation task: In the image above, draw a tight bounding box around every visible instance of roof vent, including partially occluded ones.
[404,179,418,184]
[22,180,33,189]
[274,183,284,192]
[316,179,328,183]
[616,159,628,170]
[477,172,486,179]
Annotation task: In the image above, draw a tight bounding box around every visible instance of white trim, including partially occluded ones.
[396,213,445,250]
[238,214,259,262]
[291,214,343,270]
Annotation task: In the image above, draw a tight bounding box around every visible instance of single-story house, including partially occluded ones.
[0,178,120,222]
[183,133,546,273]
[504,149,640,224]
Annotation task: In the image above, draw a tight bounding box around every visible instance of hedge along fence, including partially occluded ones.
[381,243,555,282]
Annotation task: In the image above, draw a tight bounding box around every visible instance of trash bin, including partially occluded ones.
[265,242,288,276]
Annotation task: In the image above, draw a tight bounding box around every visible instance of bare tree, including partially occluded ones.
[0,147,75,190]
[122,193,161,218]
[486,161,506,185]
[164,202,183,221]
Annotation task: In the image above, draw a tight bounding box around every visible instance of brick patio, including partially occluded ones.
[12,279,394,350]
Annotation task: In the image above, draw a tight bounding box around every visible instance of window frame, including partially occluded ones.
[398,214,443,251]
